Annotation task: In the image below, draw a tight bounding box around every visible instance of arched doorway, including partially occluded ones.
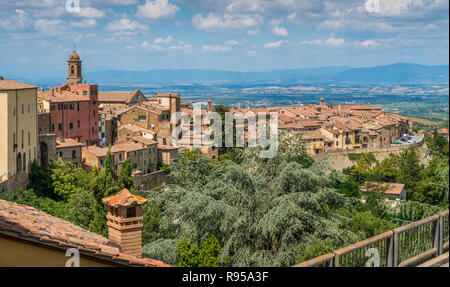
[16,153,22,173]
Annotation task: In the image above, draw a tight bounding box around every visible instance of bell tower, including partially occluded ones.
[67,49,83,85]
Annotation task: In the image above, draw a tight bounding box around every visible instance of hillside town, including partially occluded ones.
[1,50,448,268]
[1,50,444,193]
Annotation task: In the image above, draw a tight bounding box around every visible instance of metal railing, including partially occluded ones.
[293,210,449,267]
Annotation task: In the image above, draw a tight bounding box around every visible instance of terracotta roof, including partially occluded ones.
[141,101,171,111]
[361,182,405,195]
[158,93,180,98]
[0,198,169,267]
[301,130,324,140]
[350,105,382,111]
[38,90,90,103]
[128,136,158,146]
[83,145,108,157]
[102,188,148,207]
[98,90,142,104]
[0,80,37,90]
[69,50,81,60]
[56,137,83,148]
[157,144,178,151]
[118,123,157,135]
[111,141,146,153]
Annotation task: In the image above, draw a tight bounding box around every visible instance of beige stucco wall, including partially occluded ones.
[0,88,38,181]
[0,236,113,267]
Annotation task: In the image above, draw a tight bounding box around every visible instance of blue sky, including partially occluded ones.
[0,0,448,79]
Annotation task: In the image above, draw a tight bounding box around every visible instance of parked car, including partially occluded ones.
[392,140,401,144]
[401,137,408,142]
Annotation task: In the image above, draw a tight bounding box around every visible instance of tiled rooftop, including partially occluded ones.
[102,188,148,207]
[361,182,405,195]
[0,198,169,267]
[0,79,37,90]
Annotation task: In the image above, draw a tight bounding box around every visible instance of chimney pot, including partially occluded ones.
[102,188,148,258]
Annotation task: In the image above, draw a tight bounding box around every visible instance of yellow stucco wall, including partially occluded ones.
[0,236,113,267]
[0,88,38,178]
[0,92,8,181]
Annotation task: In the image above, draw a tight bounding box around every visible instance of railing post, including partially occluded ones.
[387,232,394,267]
[333,252,340,267]
[393,231,399,267]
[439,214,443,255]
[432,216,440,257]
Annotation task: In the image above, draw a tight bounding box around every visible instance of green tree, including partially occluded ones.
[337,177,361,198]
[117,158,134,191]
[395,148,423,199]
[349,157,371,184]
[49,160,85,201]
[142,201,162,245]
[28,160,54,198]
[340,210,396,240]
[296,238,336,263]
[144,135,353,267]
[88,204,108,237]
[66,190,96,229]
[176,238,200,267]
[199,234,222,267]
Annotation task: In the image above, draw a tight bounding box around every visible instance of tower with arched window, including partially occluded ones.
[67,50,83,85]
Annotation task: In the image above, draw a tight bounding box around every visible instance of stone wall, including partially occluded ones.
[38,112,50,134]
[0,173,29,194]
[133,170,171,191]
[38,134,56,167]
[311,139,430,171]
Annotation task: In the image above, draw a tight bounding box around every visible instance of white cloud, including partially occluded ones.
[299,37,379,49]
[136,0,180,20]
[264,40,287,48]
[247,29,260,36]
[202,45,233,52]
[105,18,148,32]
[140,35,191,52]
[167,44,192,51]
[225,40,240,46]
[34,19,67,36]
[272,25,288,37]
[77,7,106,19]
[325,37,345,47]
[356,39,379,48]
[193,13,263,31]
[154,35,176,44]
[0,9,30,31]
[141,41,166,51]
[70,19,98,28]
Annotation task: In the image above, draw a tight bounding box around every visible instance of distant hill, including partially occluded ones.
[83,63,448,85]
[15,63,449,86]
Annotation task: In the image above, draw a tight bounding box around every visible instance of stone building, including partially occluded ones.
[83,140,158,175]
[98,90,146,109]
[0,77,38,192]
[55,137,83,167]
[38,50,99,145]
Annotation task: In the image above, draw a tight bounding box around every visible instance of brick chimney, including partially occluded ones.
[102,188,148,257]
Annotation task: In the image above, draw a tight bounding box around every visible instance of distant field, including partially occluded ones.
[409,117,443,126]
[408,116,449,131]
